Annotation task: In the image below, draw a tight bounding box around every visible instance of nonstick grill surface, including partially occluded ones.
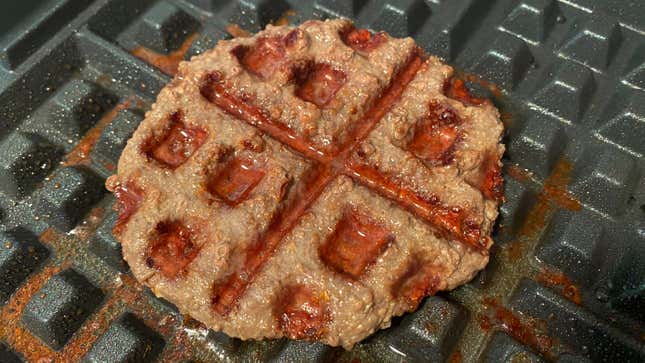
[0,0,644,362]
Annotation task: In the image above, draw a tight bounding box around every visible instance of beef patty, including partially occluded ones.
[106,18,504,349]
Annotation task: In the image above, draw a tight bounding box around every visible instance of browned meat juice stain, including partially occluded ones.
[0,265,62,362]
[506,158,581,261]
[272,9,296,26]
[1,218,190,361]
[536,268,582,305]
[225,24,251,38]
[69,207,105,241]
[9,269,185,362]
[63,98,133,167]
[0,225,175,362]
[38,227,59,245]
[444,77,488,106]
[500,110,514,128]
[51,287,133,362]
[461,72,504,99]
[448,350,463,363]
[132,33,199,76]
[506,164,533,183]
[0,227,114,361]
[227,9,297,39]
[518,158,581,240]
[479,297,556,360]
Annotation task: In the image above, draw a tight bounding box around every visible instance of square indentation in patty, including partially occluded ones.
[142,111,207,169]
[319,209,393,279]
[207,156,266,206]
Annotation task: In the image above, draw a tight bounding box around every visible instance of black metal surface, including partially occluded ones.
[0,0,643,362]
[21,269,105,350]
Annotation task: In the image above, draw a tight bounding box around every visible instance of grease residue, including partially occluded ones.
[506,158,581,261]
[479,297,555,360]
[500,110,514,128]
[506,164,533,183]
[68,207,105,241]
[536,268,582,305]
[462,72,504,99]
[272,9,296,26]
[63,98,134,167]
[132,33,199,76]
[225,24,251,38]
[160,315,204,361]
[0,265,62,362]
[518,158,581,240]
[0,261,188,362]
[38,228,59,245]
[448,350,463,363]
[225,9,295,39]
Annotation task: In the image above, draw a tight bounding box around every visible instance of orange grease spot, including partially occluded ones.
[1,255,178,362]
[225,24,251,38]
[518,158,581,240]
[536,268,582,305]
[0,265,62,362]
[38,228,59,245]
[506,164,533,183]
[479,297,556,360]
[463,73,504,99]
[271,9,296,26]
[444,78,487,106]
[63,99,133,167]
[132,33,199,76]
[448,350,463,363]
[505,158,580,261]
[69,207,105,241]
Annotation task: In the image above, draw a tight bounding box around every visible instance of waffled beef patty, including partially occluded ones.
[106,19,504,349]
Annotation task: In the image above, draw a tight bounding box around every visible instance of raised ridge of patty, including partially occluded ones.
[106,18,504,349]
